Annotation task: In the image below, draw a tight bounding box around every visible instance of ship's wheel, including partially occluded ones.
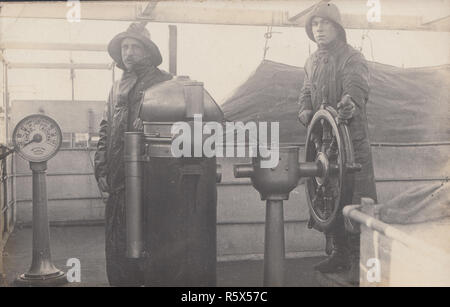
[304,106,361,231]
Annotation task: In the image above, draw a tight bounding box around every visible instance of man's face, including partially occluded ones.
[121,37,146,71]
[311,16,338,46]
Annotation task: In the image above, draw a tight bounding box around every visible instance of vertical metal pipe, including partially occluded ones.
[0,147,6,246]
[10,150,16,228]
[124,132,144,258]
[30,162,54,274]
[4,63,9,144]
[169,25,177,75]
[264,199,285,287]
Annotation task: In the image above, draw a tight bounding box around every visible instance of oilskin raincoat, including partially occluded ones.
[94,57,172,286]
[299,39,378,207]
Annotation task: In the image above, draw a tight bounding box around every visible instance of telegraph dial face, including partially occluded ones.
[12,114,62,162]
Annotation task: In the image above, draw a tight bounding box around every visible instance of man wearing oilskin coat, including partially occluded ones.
[94,23,172,286]
[298,2,378,285]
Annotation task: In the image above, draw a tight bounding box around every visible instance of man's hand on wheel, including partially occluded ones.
[298,110,313,127]
[98,176,109,193]
[337,94,356,120]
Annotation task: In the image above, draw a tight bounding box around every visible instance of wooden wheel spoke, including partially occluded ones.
[305,107,355,230]
[323,197,334,219]
[321,182,336,219]
[326,136,339,161]
[312,184,325,215]
[321,122,332,154]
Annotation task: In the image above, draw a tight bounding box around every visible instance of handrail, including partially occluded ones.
[343,199,450,267]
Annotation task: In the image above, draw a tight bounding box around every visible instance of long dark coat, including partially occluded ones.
[299,40,378,205]
[94,62,172,285]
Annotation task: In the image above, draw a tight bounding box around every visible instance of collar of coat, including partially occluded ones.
[116,57,160,107]
[318,38,345,54]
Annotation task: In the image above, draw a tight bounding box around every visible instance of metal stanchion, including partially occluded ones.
[15,161,66,286]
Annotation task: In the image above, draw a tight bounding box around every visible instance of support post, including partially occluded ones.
[263,199,285,287]
[169,25,177,75]
[3,61,9,144]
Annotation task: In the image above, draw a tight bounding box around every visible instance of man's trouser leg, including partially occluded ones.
[314,216,351,273]
[105,191,144,286]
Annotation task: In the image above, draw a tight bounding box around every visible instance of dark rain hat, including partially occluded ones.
[305,2,347,43]
[108,23,163,70]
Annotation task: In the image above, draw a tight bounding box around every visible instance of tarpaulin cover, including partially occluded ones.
[378,181,450,224]
[222,60,450,143]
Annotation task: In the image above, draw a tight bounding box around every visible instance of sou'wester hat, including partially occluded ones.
[305,2,347,43]
[108,23,163,70]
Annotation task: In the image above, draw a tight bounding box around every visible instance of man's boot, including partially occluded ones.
[324,232,333,255]
[346,233,360,286]
[314,229,350,273]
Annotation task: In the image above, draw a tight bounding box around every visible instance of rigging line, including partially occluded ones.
[263,25,271,60]
[360,29,375,62]
[357,29,373,84]
[359,29,368,52]
[262,19,282,61]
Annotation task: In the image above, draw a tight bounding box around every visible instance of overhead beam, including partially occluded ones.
[340,14,427,32]
[138,6,289,27]
[0,1,140,22]
[8,62,112,70]
[0,1,449,32]
[0,42,107,52]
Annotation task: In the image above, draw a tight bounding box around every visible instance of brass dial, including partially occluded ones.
[12,114,62,162]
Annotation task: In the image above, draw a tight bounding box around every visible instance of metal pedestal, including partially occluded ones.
[15,162,66,286]
[263,199,285,287]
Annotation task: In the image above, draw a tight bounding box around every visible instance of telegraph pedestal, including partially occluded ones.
[12,114,66,286]
[235,146,301,287]
[15,161,66,286]
[263,199,286,286]
[233,106,362,287]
